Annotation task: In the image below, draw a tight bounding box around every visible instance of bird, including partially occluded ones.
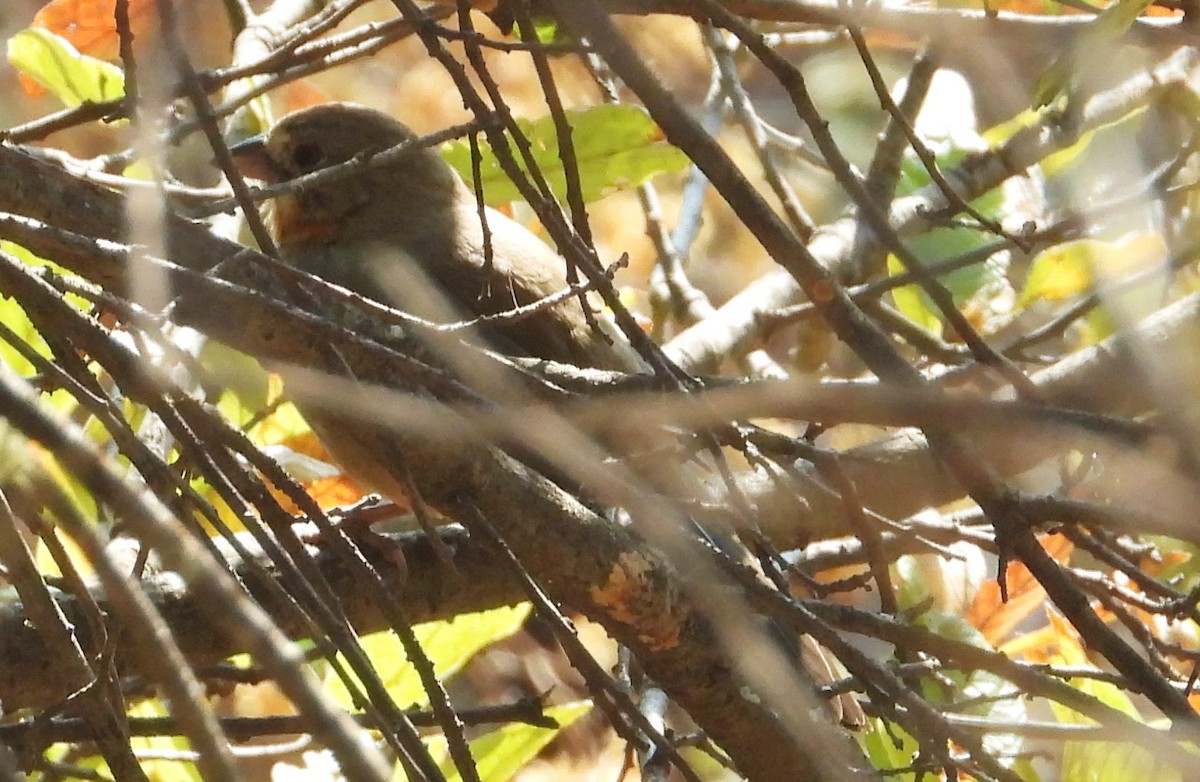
[231,103,864,729]
[230,102,646,504]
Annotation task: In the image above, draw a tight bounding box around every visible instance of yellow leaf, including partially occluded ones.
[1017,240,1098,307]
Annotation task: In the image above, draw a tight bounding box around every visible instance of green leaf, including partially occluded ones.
[892,555,1029,771]
[326,604,532,709]
[0,243,54,380]
[517,16,572,46]
[862,718,919,781]
[6,27,125,107]
[1049,675,1184,782]
[984,104,1146,180]
[887,253,943,335]
[0,244,84,446]
[1032,0,1153,108]
[199,340,271,421]
[130,700,204,782]
[887,142,1012,332]
[885,238,1009,335]
[441,104,688,205]
[439,701,592,782]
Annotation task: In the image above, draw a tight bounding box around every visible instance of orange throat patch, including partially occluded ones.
[270,194,341,248]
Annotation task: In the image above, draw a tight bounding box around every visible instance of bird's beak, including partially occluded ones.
[228,134,283,183]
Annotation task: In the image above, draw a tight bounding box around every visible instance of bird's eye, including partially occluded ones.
[290,141,326,171]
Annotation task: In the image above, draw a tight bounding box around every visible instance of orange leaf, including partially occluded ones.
[1143,549,1191,577]
[969,577,1046,646]
[278,429,332,462]
[301,475,374,512]
[278,79,332,115]
[267,430,411,514]
[19,74,47,99]
[966,534,1073,645]
[1046,609,1088,666]
[1000,623,1060,661]
[1012,600,1120,665]
[32,0,157,61]
[267,469,371,514]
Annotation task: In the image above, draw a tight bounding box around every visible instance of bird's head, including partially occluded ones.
[231,102,459,248]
